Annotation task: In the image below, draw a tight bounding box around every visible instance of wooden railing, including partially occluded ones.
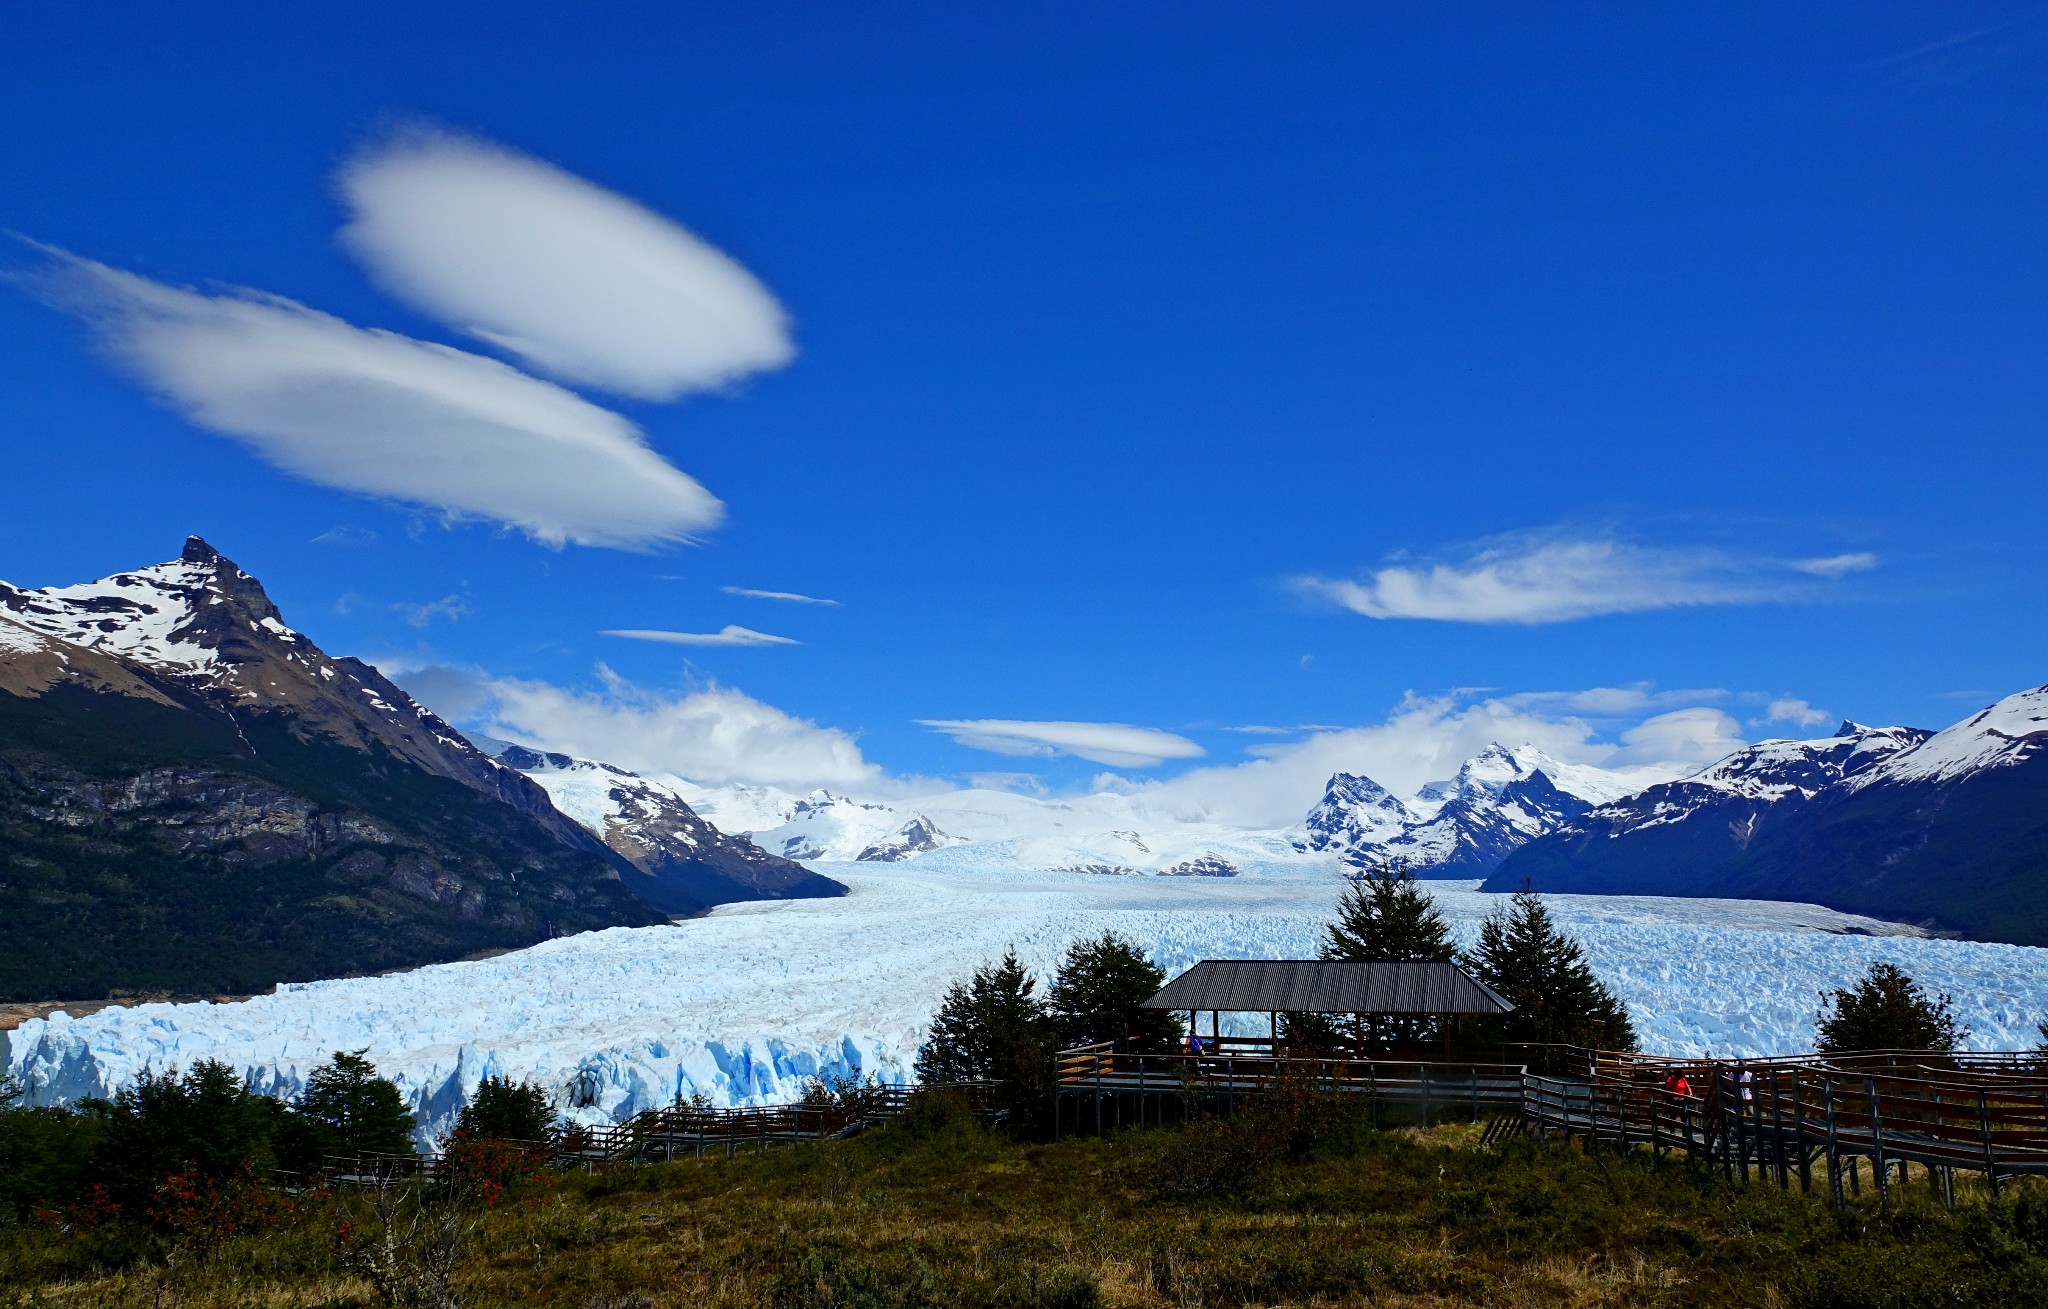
[1520,1056,2048,1199]
[313,1082,1001,1186]
[1054,1042,1526,1127]
[1061,1040,2048,1201]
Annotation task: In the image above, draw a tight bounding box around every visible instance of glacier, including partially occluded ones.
[7,856,2046,1149]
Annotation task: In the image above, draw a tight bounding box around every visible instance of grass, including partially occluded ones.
[6,1101,2048,1308]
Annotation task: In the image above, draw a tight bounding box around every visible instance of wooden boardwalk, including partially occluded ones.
[318,1047,2048,1207]
[1521,1050,2048,1201]
[1056,1041,2048,1202]
[1053,1041,1527,1135]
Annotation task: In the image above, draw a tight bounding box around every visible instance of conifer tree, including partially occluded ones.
[1815,962,1965,1054]
[282,1050,415,1166]
[1045,931,1181,1052]
[452,1076,559,1142]
[294,1057,413,1155]
[1321,863,1458,963]
[92,1059,281,1211]
[1466,886,1636,1052]
[915,950,1056,1088]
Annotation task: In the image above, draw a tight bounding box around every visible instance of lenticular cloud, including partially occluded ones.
[340,127,795,401]
[28,251,724,549]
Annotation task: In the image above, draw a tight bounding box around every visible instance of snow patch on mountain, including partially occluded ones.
[1851,685,2048,787]
[1578,722,1931,836]
[0,553,235,673]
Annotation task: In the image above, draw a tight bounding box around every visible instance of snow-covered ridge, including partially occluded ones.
[671,779,1306,876]
[1571,721,1931,836]
[653,741,1675,879]
[1850,685,2048,788]
[1289,742,1675,875]
[0,550,254,673]
[465,737,842,908]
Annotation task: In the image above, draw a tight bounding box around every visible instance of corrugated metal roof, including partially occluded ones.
[1140,960,1514,1015]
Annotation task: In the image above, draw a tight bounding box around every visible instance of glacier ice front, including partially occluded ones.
[7,860,2047,1149]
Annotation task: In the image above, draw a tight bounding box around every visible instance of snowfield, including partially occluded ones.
[8,857,2047,1148]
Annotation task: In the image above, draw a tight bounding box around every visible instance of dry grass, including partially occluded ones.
[7,1103,2048,1308]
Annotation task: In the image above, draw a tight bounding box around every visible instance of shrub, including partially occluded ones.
[0,1095,99,1225]
[87,1059,281,1217]
[773,1245,936,1309]
[1815,962,1966,1053]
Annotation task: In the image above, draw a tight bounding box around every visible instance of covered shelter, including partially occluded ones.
[1141,959,1513,1056]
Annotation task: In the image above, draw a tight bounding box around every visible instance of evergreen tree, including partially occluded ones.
[276,1050,415,1170]
[1466,886,1636,1052]
[452,1076,559,1142]
[1815,962,1965,1054]
[89,1059,280,1211]
[914,950,1057,1117]
[1045,932,1181,1052]
[1321,863,1458,963]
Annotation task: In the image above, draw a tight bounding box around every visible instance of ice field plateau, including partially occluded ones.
[8,855,2048,1147]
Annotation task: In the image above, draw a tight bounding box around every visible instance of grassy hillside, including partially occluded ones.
[7,1100,2047,1307]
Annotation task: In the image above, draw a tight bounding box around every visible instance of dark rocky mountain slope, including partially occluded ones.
[1489,702,2048,946]
[0,539,670,1001]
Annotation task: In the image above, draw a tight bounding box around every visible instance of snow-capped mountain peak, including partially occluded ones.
[1288,742,1661,876]
[1851,685,2048,788]
[1294,772,1413,853]
[0,536,294,677]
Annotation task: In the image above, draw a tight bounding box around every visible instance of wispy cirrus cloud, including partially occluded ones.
[919,719,1206,769]
[1294,531,1877,625]
[603,625,799,648]
[722,586,839,605]
[1792,552,1878,578]
[21,249,724,549]
[395,593,468,627]
[339,126,793,401]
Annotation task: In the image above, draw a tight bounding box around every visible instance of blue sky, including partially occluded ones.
[3,4,2044,817]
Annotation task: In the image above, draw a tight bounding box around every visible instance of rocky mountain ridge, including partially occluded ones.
[1290,743,1656,875]
[469,739,844,909]
[0,539,668,1001]
[1490,693,2048,945]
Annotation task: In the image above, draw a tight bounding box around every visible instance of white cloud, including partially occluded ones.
[918,719,1206,769]
[1495,684,1729,716]
[1754,697,1833,730]
[424,665,881,790]
[603,625,799,648]
[1606,708,1749,768]
[722,586,839,606]
[1294,537,1776,624]
[1792,552,1878,578]
[312,525,377,545]
[1121,691,1751,828]
[339,126,793,401]
[1296,531,1878,625]
[25,250,723,549]
[395,594,467,628]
